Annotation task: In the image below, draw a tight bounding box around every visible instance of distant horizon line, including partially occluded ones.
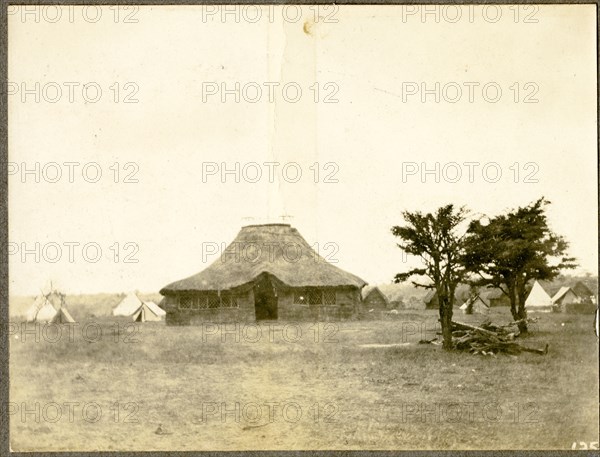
[9,271,599,298]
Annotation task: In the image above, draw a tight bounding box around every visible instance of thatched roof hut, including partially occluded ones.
[160,224,366,324]
[361,286,391,310]
[572,281,594,302]
[161,224,365,293]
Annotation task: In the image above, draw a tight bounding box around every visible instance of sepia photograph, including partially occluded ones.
[4,3,599,452]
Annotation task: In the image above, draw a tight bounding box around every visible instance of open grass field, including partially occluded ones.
[9,308,599,451]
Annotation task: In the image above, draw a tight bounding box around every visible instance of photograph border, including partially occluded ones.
[0,1,598,456]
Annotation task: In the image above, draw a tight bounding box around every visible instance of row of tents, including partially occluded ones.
[112,292,166,321]
[362,280,596,315]
[460,281,596,314]
[460,280,596,314]
[25,291,166,323]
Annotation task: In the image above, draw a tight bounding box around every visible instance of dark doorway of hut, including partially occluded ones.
[254,274,278,320]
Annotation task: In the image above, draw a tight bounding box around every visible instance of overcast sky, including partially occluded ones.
[8,5,597,296]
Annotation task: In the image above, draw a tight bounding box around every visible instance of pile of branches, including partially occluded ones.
[450,319,548,356]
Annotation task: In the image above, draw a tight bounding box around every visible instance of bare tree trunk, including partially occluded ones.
[516,291,528,334]
[439,297,454,350]
[509,293,519,321]
[510,283,528,334]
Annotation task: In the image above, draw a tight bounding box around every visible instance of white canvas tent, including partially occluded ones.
[552,286,579,304]
[49,307,76,323]
[113,292,144,317]
[525,281,553,312]
[26,295,46,322]
[26,294,75,323]
[132,301,166,322]
[36,301,60,322]
[551,287,580,311]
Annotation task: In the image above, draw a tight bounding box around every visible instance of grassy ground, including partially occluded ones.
[8,309,598,451]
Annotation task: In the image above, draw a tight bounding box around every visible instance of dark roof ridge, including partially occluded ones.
[242,223,291,228]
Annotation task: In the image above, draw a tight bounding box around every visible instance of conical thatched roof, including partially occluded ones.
[160,224,367,294]
[362,286,390,306]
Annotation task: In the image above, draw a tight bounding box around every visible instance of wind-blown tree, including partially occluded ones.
[463,197,576,334]
[392,205,469,350]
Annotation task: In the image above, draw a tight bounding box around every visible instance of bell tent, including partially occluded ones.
[113,292,144,317]
[26,293,75,323]
[525,281,553,312]
[132,301,166,322]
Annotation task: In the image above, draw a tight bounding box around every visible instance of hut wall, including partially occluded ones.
[403,296,425,310]
[164,290,255,325]
[164,287,362,324]
[278,288,358,321]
